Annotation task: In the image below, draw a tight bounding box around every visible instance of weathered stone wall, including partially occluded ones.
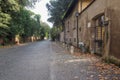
[107,0,120,59]
[65,17,71,44]
[63,0,120,59]
[64,3,79,45]
[77,0,106,53]
[87,0,106,20]
[78,0,120,59]
[78,12,89,46]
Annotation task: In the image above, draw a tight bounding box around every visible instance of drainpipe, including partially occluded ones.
[62,20,66,43]
[75,12,79,48]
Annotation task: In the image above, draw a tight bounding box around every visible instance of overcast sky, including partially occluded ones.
[30,0,53,27]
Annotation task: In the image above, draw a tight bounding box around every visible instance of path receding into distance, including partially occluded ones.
[0,40,103,80]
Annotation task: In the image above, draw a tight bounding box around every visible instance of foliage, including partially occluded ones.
[9,8,42,42]
[0,0,20,37]
[0,12,11,37]
[40,22,50,39]
[46,0,71,41]
[50,27,59,41]
[15,0,41,7]
[0,0,50,44]
[46,0,71,27]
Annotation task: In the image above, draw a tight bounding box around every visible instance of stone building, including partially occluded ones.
[61,0,120,60]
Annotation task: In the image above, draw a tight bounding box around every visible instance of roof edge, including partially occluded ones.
[62,0,78,20]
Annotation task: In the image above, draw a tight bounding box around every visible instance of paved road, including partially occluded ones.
[0,41,99,80]
[0,41,53,80]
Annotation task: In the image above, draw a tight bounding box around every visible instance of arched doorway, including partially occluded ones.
[92,13,106,55]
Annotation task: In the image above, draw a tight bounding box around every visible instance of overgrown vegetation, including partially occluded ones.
[0,0,50,45]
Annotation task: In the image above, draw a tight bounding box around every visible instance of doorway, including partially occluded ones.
[94,14,105,55]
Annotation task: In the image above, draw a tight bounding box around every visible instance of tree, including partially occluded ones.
[0,0,51,45]
[0,12,11,37]
[0,0,20,38]
[46,0,71,41]
[9,8,42,42]
[40,22,50,40]
[46,0,71,27]
[15,0,41,7]
[0,0,21,45]
[50,27,58,41]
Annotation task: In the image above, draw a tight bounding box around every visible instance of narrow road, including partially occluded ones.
[0,41,52,80]
[0,40,93,80]
[0,41,119,80]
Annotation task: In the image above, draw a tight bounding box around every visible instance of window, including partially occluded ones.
[95,15,105,41]
[69,38,71,42]
[67,21,69,32]
[79,27,81,31]
[74,38,76,42]
[80,0,95,12]
[73,18,76,30]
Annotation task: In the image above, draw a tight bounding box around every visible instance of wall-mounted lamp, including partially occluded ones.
[103,17,110,26]
[75,12,79,17]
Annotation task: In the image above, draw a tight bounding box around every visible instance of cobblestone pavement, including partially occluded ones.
[0,41,119,80]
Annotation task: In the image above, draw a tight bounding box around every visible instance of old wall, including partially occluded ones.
[78,12,89,45]
[107,0,120,59]
[87,0,106,20]
[78,0,120,59]
[65,17,73,44]
[77,0,106,52]
[64,0,93,47]
[64,3,79,45]
[64,0,120,59]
